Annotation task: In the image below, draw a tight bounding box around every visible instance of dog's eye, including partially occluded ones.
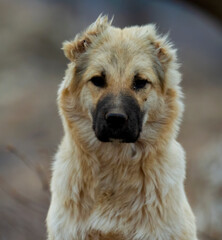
[132,77,150,91]
[90,76,106,88]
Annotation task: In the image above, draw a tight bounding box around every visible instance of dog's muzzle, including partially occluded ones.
[92,93,143,143]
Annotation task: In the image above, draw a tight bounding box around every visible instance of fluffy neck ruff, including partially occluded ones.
[56,81,184,224]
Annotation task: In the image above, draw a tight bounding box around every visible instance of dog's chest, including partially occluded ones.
[96,162,144,209]
[85,164,147,232]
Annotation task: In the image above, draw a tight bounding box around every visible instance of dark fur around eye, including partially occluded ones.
[90,75,106,88]
[132,76,150,91]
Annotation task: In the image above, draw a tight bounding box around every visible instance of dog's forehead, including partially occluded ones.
[100,27,152,63]
[85,27,154,77]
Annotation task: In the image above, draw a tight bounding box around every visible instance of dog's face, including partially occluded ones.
[83,39,157,143]
[60,16,182,145]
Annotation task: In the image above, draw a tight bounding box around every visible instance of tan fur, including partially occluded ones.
[47,15,197,240]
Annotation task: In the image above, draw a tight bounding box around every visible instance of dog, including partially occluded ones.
[46,15,197,240]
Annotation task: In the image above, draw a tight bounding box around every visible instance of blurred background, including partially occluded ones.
[0,0,221,239]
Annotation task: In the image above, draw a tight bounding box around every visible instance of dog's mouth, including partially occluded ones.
[92,93,143,143]
[93,123,141,143]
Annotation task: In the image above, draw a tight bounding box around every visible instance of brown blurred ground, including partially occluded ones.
[0,0,222,239]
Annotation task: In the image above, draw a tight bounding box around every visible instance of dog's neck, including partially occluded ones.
[60,130,177,223]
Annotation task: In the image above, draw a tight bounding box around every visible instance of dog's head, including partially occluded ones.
[59,16,183,146]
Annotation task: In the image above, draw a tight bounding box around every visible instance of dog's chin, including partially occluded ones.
[94,131,140,143]
[98,137,138,143]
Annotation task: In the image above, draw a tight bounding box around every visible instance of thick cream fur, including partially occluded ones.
[47,16,197,240]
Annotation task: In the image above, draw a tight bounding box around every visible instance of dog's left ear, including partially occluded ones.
[147,25,176,68]
[62,15,112,61]
[143,24,178,90]
[153,40,173,67]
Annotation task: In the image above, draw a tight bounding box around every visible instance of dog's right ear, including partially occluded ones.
[62,15,112,61]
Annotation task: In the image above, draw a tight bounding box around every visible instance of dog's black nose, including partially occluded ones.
[106,111,127,129]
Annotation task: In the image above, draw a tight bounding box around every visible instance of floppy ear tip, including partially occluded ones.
[62,40,78,61]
